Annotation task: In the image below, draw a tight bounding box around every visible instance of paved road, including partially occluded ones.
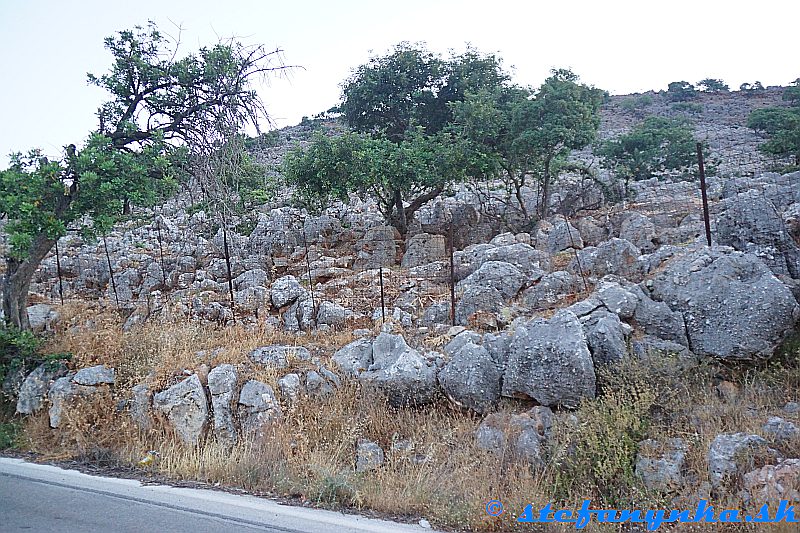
[0,457,434,533]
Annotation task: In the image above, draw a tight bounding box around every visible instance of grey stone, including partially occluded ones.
[438,343,502,413]
[649,247,799,361]
[455,285,506,326]
[583,310,628,366]
[359,333,437,407]
[475,408,554,466]
[354,226,398,269]
[717,190,800,278]
[596,281,640,319]
[238,380,282,436]
[332,338,373,377]
[26,304,58,333]
[305,370,334,397]
[633,294,689,346]
[130,383,151,430]
[16,363,67,415]
[632,336,698,372]
[547,221,584,254]
[457,261,527,300]
[620,212,658,253]
[153,375,209,445]
[207,364,238,446]
[233,269,269,291]
[277,373,303,406]
[502,310,596,408]
[569,238,643,281]
[356,439,385,472]
[72,365,115,386]
[401,233,447,268]
[708,433,774,488]
[316,301,349,327]
[248,345,311,368]
[443,331,482,356]
[762,416,799,441]
[636,438,688,492]
[270,275,305,308]
[521,271,582,310]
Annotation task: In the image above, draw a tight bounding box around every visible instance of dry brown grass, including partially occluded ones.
[15,305,800,531]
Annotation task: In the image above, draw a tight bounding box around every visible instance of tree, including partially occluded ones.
[748,107,800,166]
[599,116,699,196]
[285,129,468,234]
[666,81,697,102]
[338,43,507,143]
[697,78,729,92]
[451,69,605,219]
[740,81,765,94]
[289,43,507,234]
[783,78,800,107]
[0,23,285,329]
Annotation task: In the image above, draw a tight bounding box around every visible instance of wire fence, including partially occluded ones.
[33,139,799,329]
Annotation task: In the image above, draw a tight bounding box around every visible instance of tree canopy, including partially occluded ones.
[599,116,699,195]
[1,22,283,329]
[697,78,729,92]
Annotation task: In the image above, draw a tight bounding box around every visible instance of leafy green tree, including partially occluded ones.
[1,23,284,329]
[697,78,729,92]
[451,69,605,219]
[338,43,507,143]
[666,81,697,102]
[740,81,765,94]
[782,78,800,107]
[285,129,468,234]
[599,116,699,196]
[748,107,800,166]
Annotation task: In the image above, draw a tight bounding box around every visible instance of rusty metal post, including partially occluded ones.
[563,213,589,293]
[156,217,168,285]
[103,234,119,310]
[54,240,64,305]
[696,142,713,247]
[448,222,457,326]
[220,211,236,323]
[379,265,386,324]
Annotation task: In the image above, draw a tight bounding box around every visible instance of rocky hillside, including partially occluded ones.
[4,85,800,531]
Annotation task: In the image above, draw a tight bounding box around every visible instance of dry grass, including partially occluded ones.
[15,304,800,531]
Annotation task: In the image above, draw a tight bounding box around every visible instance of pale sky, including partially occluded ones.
[1,0,798,166]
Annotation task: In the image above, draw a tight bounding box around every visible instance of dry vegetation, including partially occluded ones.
[3,301,800,532]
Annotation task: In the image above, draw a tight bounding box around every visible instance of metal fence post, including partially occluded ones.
[696,142,713,247]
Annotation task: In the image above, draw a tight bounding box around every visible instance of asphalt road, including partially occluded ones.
[0,457,434,533]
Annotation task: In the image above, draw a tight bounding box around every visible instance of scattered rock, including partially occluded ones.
[438,343,501,413]
[356,438,385,472]
[762,416,799,442]
[502,310,596,408]
[72,365,115,386]
[332,338,373,377]
[635,438,688,492]
[401,233,447,268]
[708,433,775,489]
[153,375,209,445]
[207,364,238,446]
[248,345,311,368]
[360,333,437,407]
[16,363,67,415]
[742,459,800,504]
[238,380,282,437]
[277,373,303,406]
[546,221,584,254]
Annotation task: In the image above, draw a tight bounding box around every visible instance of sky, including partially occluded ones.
[1,0,798,166]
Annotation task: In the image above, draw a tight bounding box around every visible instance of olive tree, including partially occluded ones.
[0,23,286,329]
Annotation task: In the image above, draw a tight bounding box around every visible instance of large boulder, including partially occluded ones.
[16,363,67,415]
[270,275,305,309]
[153,375,209,445]
[457,261,528,300]
[401,233,447,268]
[207,364,238,446]
[521,271,581,310]
[359,333,437,407]
[635,438,688,492]
[502,310,596,408]
[47,375,98,428]
[238,380,282,437]
[582,310,629,366]
[649,247,799,361]
[331,338,373,377]
[438,343,502,414]
[633,293,689,347]
[620,213,658,253]
[455,285,506,326]
[569,238,642,281]
[716,190,800,279]
[26,304,58,333]
[546,221,583,254]
[708,433,775,489]
[354,226,399,269]
[72,365,115,386]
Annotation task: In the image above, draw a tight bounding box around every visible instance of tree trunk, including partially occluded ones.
[392,189,408,236]
[2,234,56,330]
